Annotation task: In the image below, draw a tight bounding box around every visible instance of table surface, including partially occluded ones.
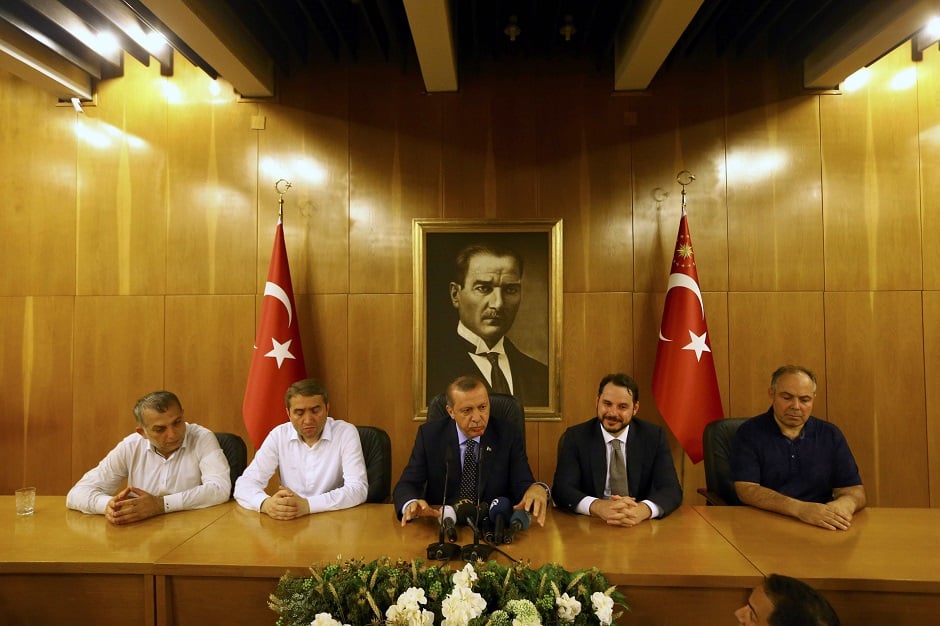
[154,502,760,587]
[694,505,940,592]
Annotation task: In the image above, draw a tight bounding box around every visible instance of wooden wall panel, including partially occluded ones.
[165,60,257,296]
[727,292,826,417]
[348,67,441,295]
[71,296,165,481]
[258,85,351,296]
[727,95,823,291]
[535,74,633,294]
[632,64,728,294]
[440,72,539,220]
[824,291,927,507]
[0,72,77,297]
[821,46,922,292]
[347,294,413,484]
[919,46,940,290]
[295,294,350,430]
[75,56,168,296]
[163,296,255,439]
[925,292,940,507]
[0,297,74,494]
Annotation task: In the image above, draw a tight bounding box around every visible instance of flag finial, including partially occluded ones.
[676,170,695,213]
[274,178,292,221]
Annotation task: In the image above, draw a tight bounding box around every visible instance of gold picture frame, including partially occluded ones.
[413,218,563,421]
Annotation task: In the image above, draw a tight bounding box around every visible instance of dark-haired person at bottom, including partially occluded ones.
[393,375,549,527]
[552,373,682,526]
[736,574,840,626]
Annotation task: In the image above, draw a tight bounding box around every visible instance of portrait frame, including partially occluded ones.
[413,218,563,421]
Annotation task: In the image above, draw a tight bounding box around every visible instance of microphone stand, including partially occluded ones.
[461,443,493,562]
[427,447,460,561]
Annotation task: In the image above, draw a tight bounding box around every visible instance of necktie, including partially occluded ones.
[485,352,511,394]
[458,439,479,501]
[609,439,629,497]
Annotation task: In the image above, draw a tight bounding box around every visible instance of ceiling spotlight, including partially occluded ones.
[504,15,521,42]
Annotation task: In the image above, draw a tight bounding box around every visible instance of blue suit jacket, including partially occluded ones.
[393,413,536,519]
[552,417,683,517]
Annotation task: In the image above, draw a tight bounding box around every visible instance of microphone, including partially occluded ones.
[484,497,512,544]
[502,510,531,544]
[426,447,460,561]
[455,499,479,527]
[460,445,493,562]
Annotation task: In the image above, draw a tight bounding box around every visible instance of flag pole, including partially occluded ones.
[676,169,695,215]
[274,178,292,221]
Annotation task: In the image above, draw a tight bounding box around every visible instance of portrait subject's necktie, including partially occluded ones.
[485,352,511,394]
[609,439,629,497]
[458,439,479,501]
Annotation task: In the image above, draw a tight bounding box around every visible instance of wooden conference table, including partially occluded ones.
[2,497,937,625]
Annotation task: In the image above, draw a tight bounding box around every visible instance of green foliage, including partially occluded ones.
[269,557,629,626]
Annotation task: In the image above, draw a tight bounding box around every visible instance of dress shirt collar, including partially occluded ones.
[457,321,507,356]
[145,422,193,459]
[286,416,335,445]
[598,421,629,446]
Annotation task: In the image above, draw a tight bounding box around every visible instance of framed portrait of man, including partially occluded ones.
[413,218,562,420]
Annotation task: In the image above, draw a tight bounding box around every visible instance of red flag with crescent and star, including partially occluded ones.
[242,218,307,449]
[651,206,723,463]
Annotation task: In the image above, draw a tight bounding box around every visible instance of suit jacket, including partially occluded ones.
[552,417,683,518]
[393,413,536,519]
[426,332,549,406]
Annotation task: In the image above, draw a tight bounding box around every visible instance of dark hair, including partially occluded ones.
[285,378,330,408]
[770,365,817,393]
[765,574,840,626]
[133,391,182,427]
[597,373,640,402]
[453,243,524,287]
[446,375,488,408]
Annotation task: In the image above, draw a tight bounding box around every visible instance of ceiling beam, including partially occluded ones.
[613,0,705,91]
[0,16,92,99]
[804,0,940,89]
[140,0,275,97]
[402,0,457,93]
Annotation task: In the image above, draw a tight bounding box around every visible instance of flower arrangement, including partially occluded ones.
[270,557,629,626]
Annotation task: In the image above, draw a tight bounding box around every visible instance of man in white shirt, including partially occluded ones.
[234,378,368,519]
[66,390,231,525]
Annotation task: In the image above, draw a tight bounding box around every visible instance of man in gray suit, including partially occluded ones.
[552,373,682,525]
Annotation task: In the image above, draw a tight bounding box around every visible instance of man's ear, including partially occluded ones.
[767,386,774,400]
[445,404,456,420]
[449,282,461,308]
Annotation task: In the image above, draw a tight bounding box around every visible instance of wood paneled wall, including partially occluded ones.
[1,43,938,509]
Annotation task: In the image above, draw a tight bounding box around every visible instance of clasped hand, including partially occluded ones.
[105,486,163,525]
[590,495,652,527]
[261,486,311,520]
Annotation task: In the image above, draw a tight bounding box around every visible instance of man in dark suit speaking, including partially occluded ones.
[553,373,682,525]
[394,375,549,526]
[426,243,549,407]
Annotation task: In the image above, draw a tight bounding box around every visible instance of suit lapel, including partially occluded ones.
[589,420,607,497]
[625,420,641,497]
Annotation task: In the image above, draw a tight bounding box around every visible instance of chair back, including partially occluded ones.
[699,417,748,505]
[357,425,392,503]
[214,432,248,499]
[427,391,525,443]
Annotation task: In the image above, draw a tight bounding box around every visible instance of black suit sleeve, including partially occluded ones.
[393,424,434,519]
[551,425,596,511]
[636,423,683,518]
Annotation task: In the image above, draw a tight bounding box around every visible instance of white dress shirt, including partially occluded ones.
[66,422,231,515]
[234,417,368,514]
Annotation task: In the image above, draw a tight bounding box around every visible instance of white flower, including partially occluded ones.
[441,583,487,626]
[451,562,478,589]
[386,587,435,626]
[591,591,614,626]
[507,599,542,626]
[310,613,349,626]
[555,593,582,623]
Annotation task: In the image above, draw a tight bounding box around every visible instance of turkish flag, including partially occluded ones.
[242,219,307,449]
[651,208,723,463]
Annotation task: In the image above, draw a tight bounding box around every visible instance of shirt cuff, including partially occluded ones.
[643,499,662,519]
[575,496,597,516]
[163,493,180,513]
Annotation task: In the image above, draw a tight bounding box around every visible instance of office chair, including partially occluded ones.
[696,417,748,506]
[426,391,526,443]
[214,432,248,499]
[357,425,392,503]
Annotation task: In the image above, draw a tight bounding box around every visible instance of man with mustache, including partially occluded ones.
[552,373,682,525]
[731,365,866,530]
[66,390,230,525]
[426,243,548,407]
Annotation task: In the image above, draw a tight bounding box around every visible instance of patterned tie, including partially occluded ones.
[485,352,511,394]
[458,439,479,501]
[609,439,629,497]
